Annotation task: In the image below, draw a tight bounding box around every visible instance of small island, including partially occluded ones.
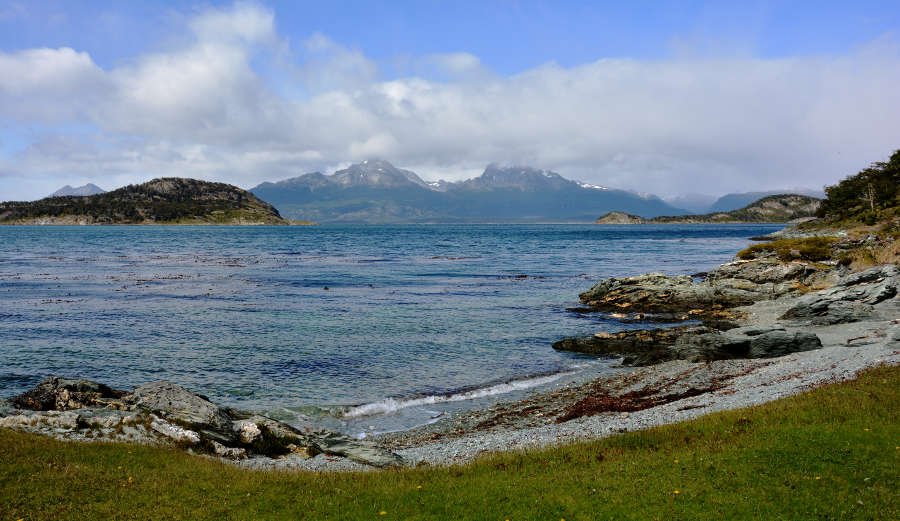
[0,178,287,225]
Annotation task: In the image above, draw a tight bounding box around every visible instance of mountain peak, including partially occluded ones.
[51,183,105,197]
[333,160,429,188]
[466,164,570,191]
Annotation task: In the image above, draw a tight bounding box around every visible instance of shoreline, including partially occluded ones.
[1,230,897,471]
[233,283,898,471]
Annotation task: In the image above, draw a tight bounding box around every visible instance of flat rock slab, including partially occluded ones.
[781,265,898,325]
[129,381,236,444]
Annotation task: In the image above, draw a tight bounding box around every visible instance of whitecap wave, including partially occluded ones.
[343,370,582,418]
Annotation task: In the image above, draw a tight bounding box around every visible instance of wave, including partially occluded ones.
[342,367,590,418]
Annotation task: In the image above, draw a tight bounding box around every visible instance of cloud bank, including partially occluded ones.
[1,2,899,200]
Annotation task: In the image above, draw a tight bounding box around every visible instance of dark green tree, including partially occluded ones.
[817,149,900,221]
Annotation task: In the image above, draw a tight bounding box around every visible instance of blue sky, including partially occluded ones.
[3,1,898,72]
[1,1,899,200]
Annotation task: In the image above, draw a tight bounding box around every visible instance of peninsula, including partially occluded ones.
[0,178,286,225]
[596,193,821,224]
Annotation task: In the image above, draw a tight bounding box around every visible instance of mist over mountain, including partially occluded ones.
[250,160,686,223]
[663,193,719,214]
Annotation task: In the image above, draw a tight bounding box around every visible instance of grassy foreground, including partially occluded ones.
[2,366,898,521]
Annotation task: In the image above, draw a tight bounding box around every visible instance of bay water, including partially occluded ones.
[0,224,780,435]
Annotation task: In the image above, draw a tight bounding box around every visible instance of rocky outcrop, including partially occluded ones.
[781,265,898,325]
[560,263,897,367]
[3,378,402,468]
[554,325,822,366]
[9,377,126,411]
[553,327,705,365]
[578,258,835,318]
[129,381,238,445]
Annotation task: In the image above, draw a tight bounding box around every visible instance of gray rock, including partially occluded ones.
[747,331,822,358]
[723,325,786,337]
[0,410,83,431]
[557,321,824,366]
[10,376,126,411]
[579,259,835,318]
[5,377,405,468]
[129,381,236,444]
[672,331,749,362]
[149,415,201,444]
[233,419,262,444]
[781,265,898,325]
[840,264,899,286]
[210,440,247,459]
[309,431,404,468]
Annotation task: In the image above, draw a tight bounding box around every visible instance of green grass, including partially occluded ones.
[2,366,898,520]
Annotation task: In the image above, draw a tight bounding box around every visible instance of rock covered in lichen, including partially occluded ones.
[10,376,126,411]
[1,378,404,468]
[578,258,836,318]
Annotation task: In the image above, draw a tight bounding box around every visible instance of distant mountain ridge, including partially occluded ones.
[706,190,825,213]
[51,183,106,197]
[596,194,822,224]
[250,160,686,223]
[1,178,285,225]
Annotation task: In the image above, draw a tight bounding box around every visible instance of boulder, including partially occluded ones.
[781,265,898,325]
[746,331,822,358]
[309,431,405,468]
[149,415,201,445]
[128,381,236,444]
[553,327,706,366]
[10,376,126,411]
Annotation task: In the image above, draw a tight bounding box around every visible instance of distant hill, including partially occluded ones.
[51,183,106,197]
[1,178,286,225]
[707,190,824,213]
[596,194,822,224]
[594,211,646,224]
[250,160,686,223]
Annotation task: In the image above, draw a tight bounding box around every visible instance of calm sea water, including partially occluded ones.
[0,224,780,435]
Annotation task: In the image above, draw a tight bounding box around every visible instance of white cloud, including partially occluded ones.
[296,33,379,93]
[2,2,900,201]
[188,1,276,46]
[0,47,108,121]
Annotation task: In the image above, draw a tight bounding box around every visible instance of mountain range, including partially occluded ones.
[249,159,687,223]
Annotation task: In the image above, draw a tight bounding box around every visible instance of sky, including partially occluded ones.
[1,1,899,201]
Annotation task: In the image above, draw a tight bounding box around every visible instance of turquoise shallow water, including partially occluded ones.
[0,224,780,434]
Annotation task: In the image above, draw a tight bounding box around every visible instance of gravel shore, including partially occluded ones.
[239,289,898,472]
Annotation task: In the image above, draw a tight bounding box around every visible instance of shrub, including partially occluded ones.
[738,237,838,261]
